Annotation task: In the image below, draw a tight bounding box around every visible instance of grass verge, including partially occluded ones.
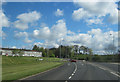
[2,56,64,81]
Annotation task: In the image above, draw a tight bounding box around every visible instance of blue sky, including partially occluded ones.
[1,1,119,54]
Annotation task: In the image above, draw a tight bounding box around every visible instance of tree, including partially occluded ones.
[32,45,39,51]
[79,46,88,55]
[49,54,55,57]
[74,45,79,55]
[32,45,47,57]
[88,48,93,55]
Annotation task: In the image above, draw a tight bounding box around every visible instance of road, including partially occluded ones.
[22,60,120,81]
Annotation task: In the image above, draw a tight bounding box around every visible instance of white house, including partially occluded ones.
[0,48,42,57]
[23,50,42,57]
[0,48,12,56]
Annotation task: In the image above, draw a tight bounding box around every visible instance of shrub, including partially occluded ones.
[49,54,55,57]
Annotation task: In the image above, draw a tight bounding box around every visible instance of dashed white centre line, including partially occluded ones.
[68,63,77,80]
[69,76,72,79]
[68,63,70,66]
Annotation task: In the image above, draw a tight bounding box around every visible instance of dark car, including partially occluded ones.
[70,59,76,62]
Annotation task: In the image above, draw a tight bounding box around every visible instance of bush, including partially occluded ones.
[92,56,101,61]
[49,54,55,57]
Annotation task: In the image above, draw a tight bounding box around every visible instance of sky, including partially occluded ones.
[0,0,119,54]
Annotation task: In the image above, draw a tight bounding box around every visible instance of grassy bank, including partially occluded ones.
[72,54,120,62]
[2,56,64,80]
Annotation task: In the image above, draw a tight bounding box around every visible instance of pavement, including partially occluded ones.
[22,60,120,81]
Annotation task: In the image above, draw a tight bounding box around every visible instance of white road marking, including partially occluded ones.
[99,67,106,70]
[69,76,72,79]
[117,72,120,74]
[73,71,75,74]
[68,63,70,66]
[68,63,77,80]
[110,63,120,65]
[82,64,84,66]
[110,72,120,78]
[89,62,120,78]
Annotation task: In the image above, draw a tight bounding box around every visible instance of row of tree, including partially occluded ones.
[74,45,93,55]
[32,45,93,58]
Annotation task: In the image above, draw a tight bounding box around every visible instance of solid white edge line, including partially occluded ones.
[110,72,120,78]
[89,62,120,78]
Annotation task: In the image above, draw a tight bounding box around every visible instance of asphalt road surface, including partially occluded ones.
[23,60,120,81]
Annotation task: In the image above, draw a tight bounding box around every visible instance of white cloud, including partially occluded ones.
[86,18,103,25]
[0,10,10,28]
[0,29,6,39]
[15,32,33,43]
[32,19,67,48]
[32,19,118,54]
[73,0,119,2]
[32,23,118,54]
[59,28,118,54]
[0,10,10,39]
[55,9,64,16]
[72,8,89,21]
[24,37,33,43]
[51,19,67,40]
[40,22,47,28]
[72,0,118,24]
[33,19,67,41]
[67,30,75,35]
[17,11,40,23]
[11,46,16,49]
[14,11,41,30]
[33,26,51,40]
[15,32,28,37]
[34,41,59,48]
[14,20,28,30]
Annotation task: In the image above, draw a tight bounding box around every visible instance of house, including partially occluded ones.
[0,48,13,56]
[0,48,42,57]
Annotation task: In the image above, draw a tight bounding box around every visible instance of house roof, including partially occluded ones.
[0,48,40,52]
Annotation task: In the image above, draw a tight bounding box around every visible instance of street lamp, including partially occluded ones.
[88,34,93,55]
[60,38,63,58]
[46,41,49,57]
[110,33,114,55]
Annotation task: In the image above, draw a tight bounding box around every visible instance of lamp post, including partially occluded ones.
[88,34,93,55]
[110,33,114,55]
[110,33,115,62]
[60,41,61,58]
[60,38,63,58]
[46,41,49,57]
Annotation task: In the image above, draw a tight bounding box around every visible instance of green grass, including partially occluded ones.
[2,56,64,80]
[72,54,120,62]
